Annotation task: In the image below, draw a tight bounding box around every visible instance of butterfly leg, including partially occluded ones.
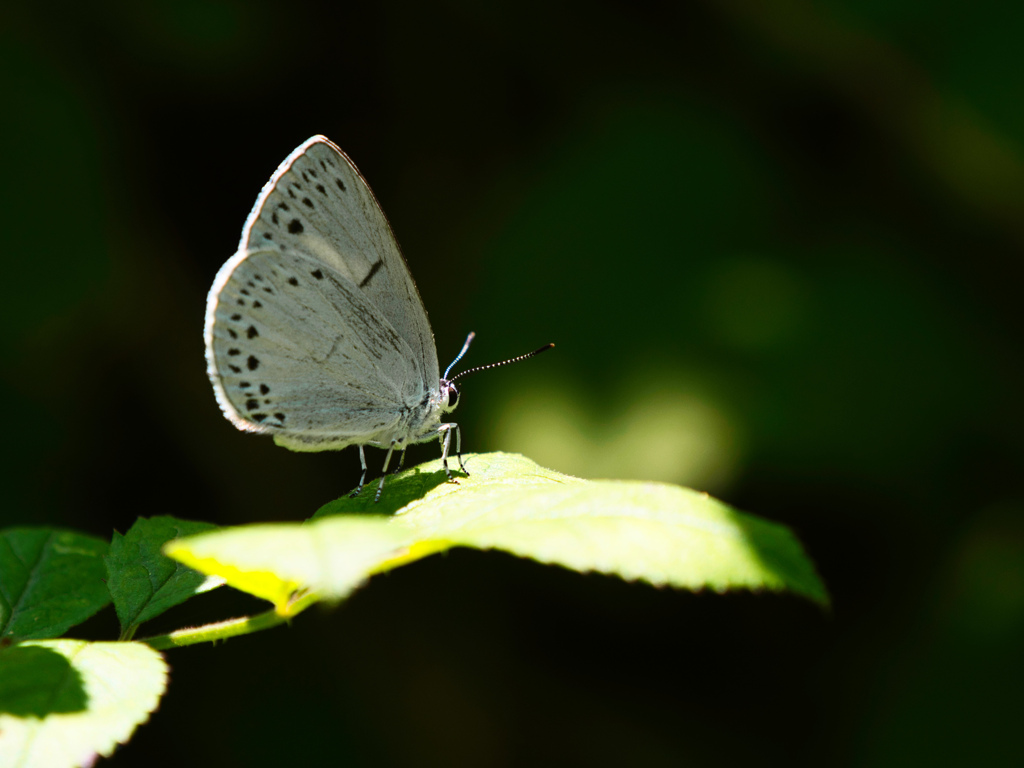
[439,424,462,484]
[439,426,453,482]
[375,441,397,503]
[394,444,407,474]
[454,423,468,476]
[349,445,368,498]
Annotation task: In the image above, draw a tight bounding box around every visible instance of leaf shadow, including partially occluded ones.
[310,464,464,519]
[0,645,88,716]
[718,506,830,607]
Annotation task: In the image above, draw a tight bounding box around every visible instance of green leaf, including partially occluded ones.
[0,529,110,641]
[404,474,826,601]
[311,451,577,518]
[167,453,828,607]
[164,517,413,611]
[0,639,168,768]
[105,516,222,638]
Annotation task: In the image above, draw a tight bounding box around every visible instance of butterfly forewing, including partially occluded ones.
[238,136,439,389]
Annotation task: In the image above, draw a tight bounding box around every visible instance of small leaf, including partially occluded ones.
[0,529,110,641]
[105,516,222,637]
[168,453,827,606]
[0,639,168,768]
[164,517,412,610]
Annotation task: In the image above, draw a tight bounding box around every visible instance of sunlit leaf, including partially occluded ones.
[164,517,413,611]
[0,529,110,641]
[0,640,167,768]
[167,453,827,606]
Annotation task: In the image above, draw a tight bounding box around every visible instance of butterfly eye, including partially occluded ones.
[439,380,459,410]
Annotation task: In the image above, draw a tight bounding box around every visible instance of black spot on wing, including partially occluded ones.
[336,178,346,192]
[247,355,260,371]
[359,259,384,288]
[260,384,270,394]
[288,219,304,234]
[302,197,313,208]
[311,269,324,280]
[247,326,259,339]
[288,277,299,286]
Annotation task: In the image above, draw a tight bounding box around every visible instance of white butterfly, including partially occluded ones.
[204,136,549,501]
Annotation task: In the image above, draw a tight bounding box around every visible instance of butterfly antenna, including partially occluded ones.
[444,332,477,380]
[450,342,555,382]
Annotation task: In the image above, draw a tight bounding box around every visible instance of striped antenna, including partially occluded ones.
[443,332,477,380]
[449,341,555,382]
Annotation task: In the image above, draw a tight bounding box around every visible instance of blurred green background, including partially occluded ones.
[4,1,1024,765]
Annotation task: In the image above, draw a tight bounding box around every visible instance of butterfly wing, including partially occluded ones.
[205,248,422,450]
[239,136,439,388]
[204,136,440,451]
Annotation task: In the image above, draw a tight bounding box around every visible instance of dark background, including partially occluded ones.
[4,1,1024,765]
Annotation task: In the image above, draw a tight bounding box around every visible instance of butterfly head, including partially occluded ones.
[439,378,460,413]
[439,332,476,414]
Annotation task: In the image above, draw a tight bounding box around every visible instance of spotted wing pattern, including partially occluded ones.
[204,137,441,451]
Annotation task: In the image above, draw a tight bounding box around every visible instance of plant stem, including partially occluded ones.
[138,590,319,650]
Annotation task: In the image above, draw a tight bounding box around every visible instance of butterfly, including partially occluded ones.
[204,136,551,501]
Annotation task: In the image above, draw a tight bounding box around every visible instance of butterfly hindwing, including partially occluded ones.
[205,248,419,450]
